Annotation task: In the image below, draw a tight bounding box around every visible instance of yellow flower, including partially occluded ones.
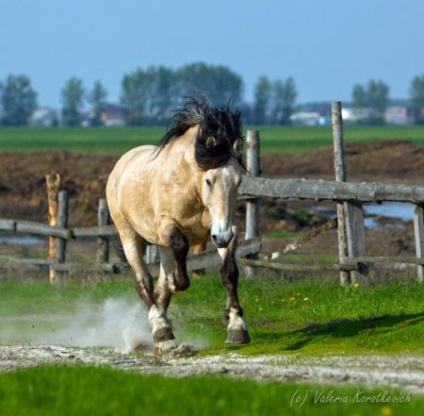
[353,282,360,288]
[381,406,392,416]
[303,297,309,302]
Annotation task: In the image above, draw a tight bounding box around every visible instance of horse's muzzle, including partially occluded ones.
[211,231,234,248]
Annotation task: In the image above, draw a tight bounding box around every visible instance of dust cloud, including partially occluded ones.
[0,296,153,352]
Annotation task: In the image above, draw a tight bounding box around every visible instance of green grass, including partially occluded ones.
[242,125,424,153]
[1,125,424,154]
[0,126,164,154]
[1,277,423,415]
[262,230,303,239]
[178,276,424,356]
[0,365,419,416]
[1,277,424,355]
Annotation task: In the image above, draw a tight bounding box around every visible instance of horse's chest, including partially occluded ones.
[179,210,211,244]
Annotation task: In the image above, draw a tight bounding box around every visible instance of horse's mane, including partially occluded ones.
[159,94,245,170]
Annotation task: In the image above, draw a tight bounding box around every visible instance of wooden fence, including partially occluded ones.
[0,198,260,282]
[1,101,424,284]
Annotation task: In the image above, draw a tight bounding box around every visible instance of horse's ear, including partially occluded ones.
[206,136,217,149]
[233,137,243,155]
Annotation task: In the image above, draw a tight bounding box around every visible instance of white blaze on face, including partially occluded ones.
[204,165,241,248]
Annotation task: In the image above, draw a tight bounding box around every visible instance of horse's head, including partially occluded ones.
[158,94,246,248]
[199,136,243,248]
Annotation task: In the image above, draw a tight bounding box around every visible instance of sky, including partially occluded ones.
[1,0,423,108]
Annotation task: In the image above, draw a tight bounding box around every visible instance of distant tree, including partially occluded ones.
[253,76,272,124]
[367,80,389,124]
[61,77,85,126]
[409,74,424,124]
[271,77,297,125]
[351,84,368,123]
[146,65,176,123]
[0,74,37,126]
[121,63,244,124]
[87,81,108,126]
[177,62,244,107]
[351,80,389,125]
[120,68,150,125]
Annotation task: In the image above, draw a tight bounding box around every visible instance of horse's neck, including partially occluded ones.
[161,131,203,202]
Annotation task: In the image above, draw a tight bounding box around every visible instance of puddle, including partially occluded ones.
[0,233,45,246]
[363,202,412,228]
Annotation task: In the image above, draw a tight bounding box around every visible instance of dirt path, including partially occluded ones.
[1,346,423,394]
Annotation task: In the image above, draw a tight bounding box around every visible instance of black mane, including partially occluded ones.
[159,94,245,170]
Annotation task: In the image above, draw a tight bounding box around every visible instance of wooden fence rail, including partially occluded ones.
[2,176,423,283]
[0,195,260,280]
[240,176,424,203]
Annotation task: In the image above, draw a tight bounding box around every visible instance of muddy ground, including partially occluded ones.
[1,140,424,391]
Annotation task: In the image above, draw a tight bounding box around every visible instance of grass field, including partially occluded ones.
[1,125,424,154]
[1,277,423,415]
[1,276,424,355]
[0,365,419,416]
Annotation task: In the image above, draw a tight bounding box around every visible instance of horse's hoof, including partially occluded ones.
[154,340,194,358]
[226,329,250,344]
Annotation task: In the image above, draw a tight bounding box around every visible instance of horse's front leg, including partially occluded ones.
[156,222,191,294]
[218,229,250,344]
[154,246,188,313]
[151,225,192,355]
[117,229,176,353]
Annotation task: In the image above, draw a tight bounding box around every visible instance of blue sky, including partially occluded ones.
[1,0,423,108]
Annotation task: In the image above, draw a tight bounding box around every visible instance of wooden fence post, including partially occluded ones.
[332,102,350,286]
[46,173,61,282]
[97,198,110,263]
[413,204,424,282]
[52,190,69,282]
[244,130,260,277]
[332,101,367,285]
[45,174,61,282]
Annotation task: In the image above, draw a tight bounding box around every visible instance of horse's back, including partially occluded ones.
[109,145,157,178]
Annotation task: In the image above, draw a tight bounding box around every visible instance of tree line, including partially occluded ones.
[1,62,424,126]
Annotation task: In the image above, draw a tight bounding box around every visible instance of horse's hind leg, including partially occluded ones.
[218,230,250,344]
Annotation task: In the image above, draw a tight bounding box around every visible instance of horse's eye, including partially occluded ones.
[205,179,212,187]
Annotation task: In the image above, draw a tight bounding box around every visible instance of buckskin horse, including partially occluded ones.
[106,95,250,355]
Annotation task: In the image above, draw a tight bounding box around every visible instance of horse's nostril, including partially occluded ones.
[211,234,231,248]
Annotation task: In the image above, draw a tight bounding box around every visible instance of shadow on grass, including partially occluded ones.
[282,312,424,351]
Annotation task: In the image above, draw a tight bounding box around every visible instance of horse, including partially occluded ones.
[106,95,250,355]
